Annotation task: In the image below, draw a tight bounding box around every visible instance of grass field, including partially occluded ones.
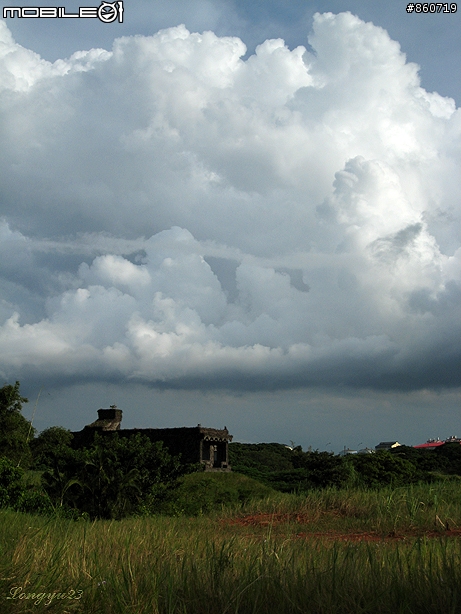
[2,479,461,613]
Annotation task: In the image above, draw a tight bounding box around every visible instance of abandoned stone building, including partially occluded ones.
[71,407,233,471]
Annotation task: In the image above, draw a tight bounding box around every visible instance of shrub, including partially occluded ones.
[30,426,74,470]
[0,381,33,467]
[42,432,185,519]
[152,472,273,516]
[346,452,420,488]
[0,456,24,508]
[16,488,54,515]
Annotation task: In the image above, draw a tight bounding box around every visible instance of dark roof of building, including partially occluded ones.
[80,409,232,441]
[127,425,232,442]
[85,407,122,431]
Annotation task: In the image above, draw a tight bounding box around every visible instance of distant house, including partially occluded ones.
[72,407,233,471]
[413,438,444,450]
[414,436,461,450]
[338,447,357,456]
[375,441,402,451]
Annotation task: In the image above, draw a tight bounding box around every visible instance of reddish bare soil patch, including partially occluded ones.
[223,513,461,542]
[226,513,313,527]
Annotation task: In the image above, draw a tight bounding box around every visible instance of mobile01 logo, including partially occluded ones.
[3,1,124,22]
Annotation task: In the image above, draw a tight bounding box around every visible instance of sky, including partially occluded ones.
[0,0,459,453]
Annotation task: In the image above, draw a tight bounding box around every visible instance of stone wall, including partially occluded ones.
[71,409,232,470]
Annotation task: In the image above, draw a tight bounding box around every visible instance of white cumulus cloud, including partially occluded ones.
[0,12,459,392]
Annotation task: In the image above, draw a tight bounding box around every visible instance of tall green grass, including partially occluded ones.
[222,481,461,535]
[2,482,461,613]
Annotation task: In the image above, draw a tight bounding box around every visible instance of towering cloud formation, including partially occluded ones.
[0,12,459,391]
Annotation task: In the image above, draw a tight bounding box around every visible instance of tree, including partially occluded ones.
[0,381,28,414]
[30,426,74,470]
[0,457,24,508]
[0,381,33,467]
[42,432,184,519]
[346,452,420,488]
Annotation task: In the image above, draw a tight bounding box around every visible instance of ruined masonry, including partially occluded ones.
[72,407,233,471]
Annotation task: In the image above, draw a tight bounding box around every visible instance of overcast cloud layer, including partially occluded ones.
[0,12,460,393]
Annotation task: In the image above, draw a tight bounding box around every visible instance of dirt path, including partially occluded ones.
[224,513,461,542]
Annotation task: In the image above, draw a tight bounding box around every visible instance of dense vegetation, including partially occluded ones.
[0,381,33,467]
[3,381,461,613]
[229,441,461,492]
[2,380,461,521]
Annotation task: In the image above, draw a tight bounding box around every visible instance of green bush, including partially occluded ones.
[434,443,461,474]
[0,456,24,508]
[153,472,273,516]
[230,444,354,492]
[228,443,460,494]
[229,442,295,474]
[16,488,54,515]
[0,458,56,515]
[0,381,33,467]
[346,452,421,488]
[42,432,185,519]
[30,426,74,470]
